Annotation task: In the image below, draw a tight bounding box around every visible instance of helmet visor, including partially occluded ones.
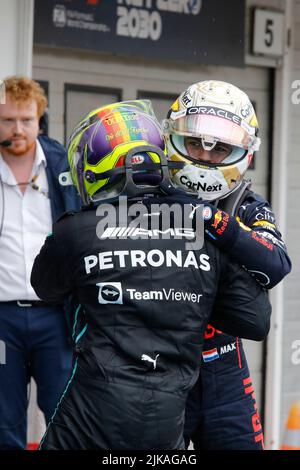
[165,114,255,150]
[170,134,247,165]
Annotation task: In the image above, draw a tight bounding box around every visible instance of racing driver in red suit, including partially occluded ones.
[162,80,291,450]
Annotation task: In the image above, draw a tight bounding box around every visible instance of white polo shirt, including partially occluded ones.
[0,140,52,301]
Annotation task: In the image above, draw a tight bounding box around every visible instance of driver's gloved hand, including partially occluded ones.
[159,190,240,249]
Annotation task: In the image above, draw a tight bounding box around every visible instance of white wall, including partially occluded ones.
[0,0,34,79]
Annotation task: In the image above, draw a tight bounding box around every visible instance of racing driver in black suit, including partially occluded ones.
[31,100,272,450]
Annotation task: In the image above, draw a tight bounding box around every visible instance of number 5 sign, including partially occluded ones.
[252,9,285,57]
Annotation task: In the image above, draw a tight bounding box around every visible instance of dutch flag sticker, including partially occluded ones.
[202,348,219,363]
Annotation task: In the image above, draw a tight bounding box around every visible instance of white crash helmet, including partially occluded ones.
[162,80,261,201]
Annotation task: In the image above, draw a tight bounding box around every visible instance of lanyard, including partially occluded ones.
[1,165,49,198]
[27,170,49,198]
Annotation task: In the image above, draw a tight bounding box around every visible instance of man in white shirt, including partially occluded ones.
[0,76,80,449]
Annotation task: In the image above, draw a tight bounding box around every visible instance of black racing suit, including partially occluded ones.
[184,186,292,450]
[31,197,271,450]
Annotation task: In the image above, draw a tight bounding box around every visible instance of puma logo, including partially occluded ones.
[189,203,203,219]
[141,354,160,370]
